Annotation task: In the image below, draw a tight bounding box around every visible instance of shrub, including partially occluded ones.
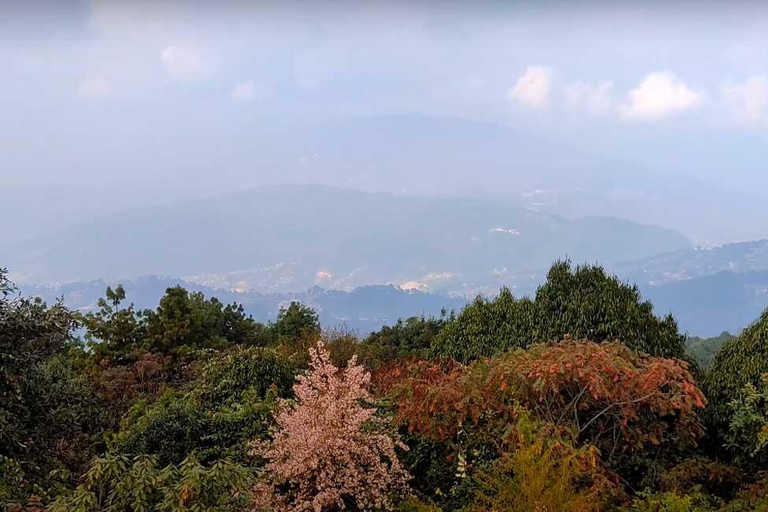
[49,454,253,512]
[468,415,612,512]
[109,347,293,466]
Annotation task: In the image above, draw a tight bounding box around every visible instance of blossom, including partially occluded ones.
[252,340,410,511]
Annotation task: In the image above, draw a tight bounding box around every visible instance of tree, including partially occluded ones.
[109,347,295,467]
[83,285,268,358]
[724,373,768,470]
[361,316,447,367]
[705,307,768,456]
[0,269,101,506]
[252,341,410,511]
[430,261,686,363]
[272,301,320,342]
[430,288,534,363]
[533,261,686,359]
[81,285,146,359]
[144,287,260,353]
[389,338,706,501]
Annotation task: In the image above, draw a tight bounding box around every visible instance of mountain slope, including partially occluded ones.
[640,270,768,337]
[616,239,768,287]
[6,185,690,289]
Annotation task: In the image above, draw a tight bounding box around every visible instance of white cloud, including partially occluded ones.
[231,79,271,101]
[721,76,768,123]
[77,77,111,98]
[564,80,614,117]
[232,80,254,100]
[160,45,204,79]
[619,72,703,120]
[507,66,553,109]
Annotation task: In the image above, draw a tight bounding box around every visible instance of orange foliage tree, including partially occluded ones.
[389,338,706,467]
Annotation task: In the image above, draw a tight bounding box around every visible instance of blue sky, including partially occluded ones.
[3,1,768,198]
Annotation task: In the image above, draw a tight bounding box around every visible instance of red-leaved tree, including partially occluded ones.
[389,338,707,459]
[251,340,410,511]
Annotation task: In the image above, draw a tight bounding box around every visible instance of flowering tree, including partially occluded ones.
[252,340,410,511]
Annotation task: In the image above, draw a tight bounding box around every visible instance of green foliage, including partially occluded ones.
[431,261,686,363]
[81,285,147,358]
[49,454,253,512]
[687,331,735,368]
[534,261,686,359]
[0,269,103,506]
[6,262,768,510]
[467,415,609,512]
[272,301,320,341]
[431,288,534,364]
[109,347,293,467]
[657,457,742,502]
[198,346,296,403]
[725,374,768,469]
[705,307,768,452]
[83,285,269,358]
[626,490,717,512]
[362,316,448,367]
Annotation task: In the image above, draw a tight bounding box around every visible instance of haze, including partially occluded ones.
[4,1,768,292]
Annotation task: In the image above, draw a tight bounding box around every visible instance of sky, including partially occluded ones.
[3,1,768,205]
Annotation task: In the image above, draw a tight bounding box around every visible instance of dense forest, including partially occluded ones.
[4,261,768,511]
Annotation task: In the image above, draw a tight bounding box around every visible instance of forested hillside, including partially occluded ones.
[6,261,768,511]
[5,185,690,287]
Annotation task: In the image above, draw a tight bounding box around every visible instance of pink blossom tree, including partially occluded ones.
[252,340,410,511]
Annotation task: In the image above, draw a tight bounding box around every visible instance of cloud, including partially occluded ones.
[507,66,553,109]
[564,80,614,117]
[619,72,703,120]
[232,80,255,100]
[160,45,204,79]
[77,77,111,98]
[721,76,768,123]
[231,79,271,101]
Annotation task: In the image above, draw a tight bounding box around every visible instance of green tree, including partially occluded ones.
[706,308,768,463]
[361,315,447,367]
[0,269,101,506]
[81,285,146,359]
[83,285,269,358]
[109,347,295,467]
[431,261,686,363]
[430,288,535,363]
[272,301,320,342]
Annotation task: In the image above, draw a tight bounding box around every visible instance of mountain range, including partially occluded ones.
[6,116,768,248]
[21,238,768,338]
[22,276,466,334]
[6,184,690,291]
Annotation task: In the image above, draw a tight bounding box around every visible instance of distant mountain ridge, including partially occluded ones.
[615,239,768,287]
[22,276,467,334]
[612,239,768,336]
[6,184,690,291]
